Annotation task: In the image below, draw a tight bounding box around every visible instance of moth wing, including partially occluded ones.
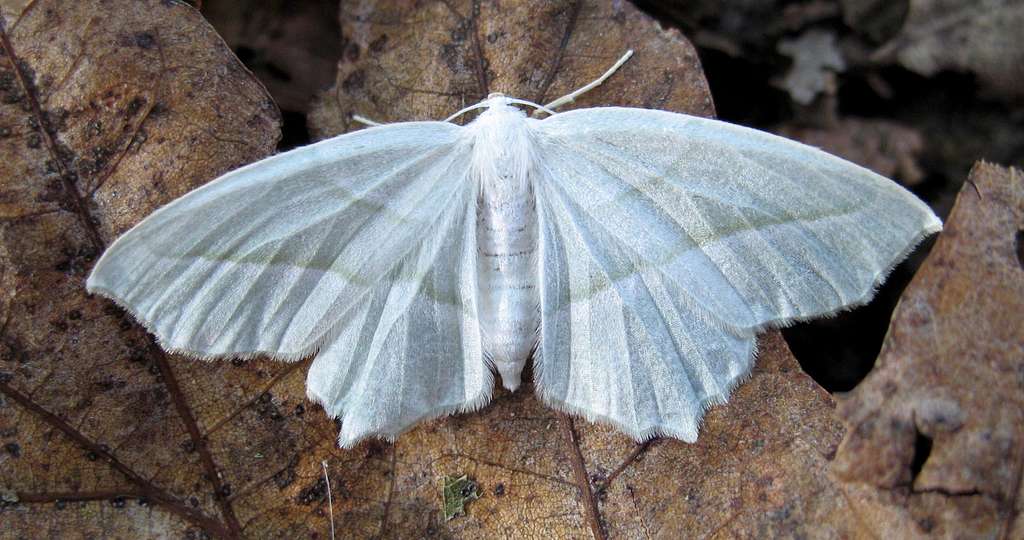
[87,122,489,446]
[531,107,941,441]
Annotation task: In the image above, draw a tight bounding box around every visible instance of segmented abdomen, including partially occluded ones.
[476,183,539,390]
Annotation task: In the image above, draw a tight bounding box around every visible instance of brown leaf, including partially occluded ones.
[840,0,909,43]
[0,0,885,538]
[0,0,279,537]
[776,118,927,187]
[873,0,1024,99]
[308,0,714,137]
[833,162,1024,538]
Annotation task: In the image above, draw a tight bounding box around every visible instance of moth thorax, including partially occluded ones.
[470,107,535,201]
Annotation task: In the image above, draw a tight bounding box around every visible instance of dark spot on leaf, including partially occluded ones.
[54,499,66,510]
[342,69,366,93]
[216,484,232,499]
[370,35,388,53]
[918,516,935,532]
[493,483,505,496]
[823,440,839,461]
[134,32,156,49]
[4,442,20,457]
[94,377,125,392]
[345,43,360,62]
[440,44,461,72]
[26,133,41,149]
[486,31,502,44]
[363,440,386,458]
[181,440,196,453]
[0,71,15,93]
[67,310,82,321]
[111,496,126,508]
[450,20,469,42]
[85,119,102,138]
[189,496,200,508]
[231,358,245,367]
[769,502,793,521]
[293,404,304,416]
[0,126,11,138]
[297,478,327,505]
[126,96,146,117]
[138,497,149,507]
[85,451,99,461]
[2,336,30,365]
[256,393,284,422]
[0,91,23,104]
[274,465,296,489]
[45,108,68,132]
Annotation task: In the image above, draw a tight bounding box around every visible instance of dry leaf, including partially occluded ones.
[874,0,1024,99]
[776,118,926,186]
[832,162,1024,538]
[0,0,279,537]
[840,0,909,43]
[309,0,714,137]
[0,0,928,538]
[0,0,31,23]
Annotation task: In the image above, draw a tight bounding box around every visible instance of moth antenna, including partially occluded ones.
[445,96,556,123]
[444,101,491,123]
[537,49,634,115]
[322,460,336,540]
[352,114,383,127]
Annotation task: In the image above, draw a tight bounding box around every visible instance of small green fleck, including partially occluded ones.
[1,488,18,504]
[441,474,480,521]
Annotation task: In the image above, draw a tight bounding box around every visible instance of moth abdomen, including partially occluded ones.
[474,114,540,391]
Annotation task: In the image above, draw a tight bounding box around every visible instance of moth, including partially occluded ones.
[87,52,941,447]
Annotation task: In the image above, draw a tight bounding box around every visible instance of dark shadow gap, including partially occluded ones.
[910,427,933,482]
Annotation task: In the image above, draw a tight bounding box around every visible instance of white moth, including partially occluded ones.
[87,52,941,448]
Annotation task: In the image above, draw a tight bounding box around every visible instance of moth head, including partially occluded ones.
[481,93,519,115]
